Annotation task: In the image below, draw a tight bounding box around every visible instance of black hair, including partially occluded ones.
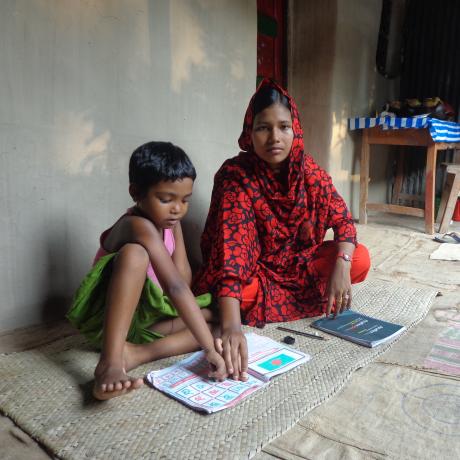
[129,141,196,197]
[253,85,291,117]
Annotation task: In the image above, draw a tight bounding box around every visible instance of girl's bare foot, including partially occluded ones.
[92,329,211,400]
[93,345,143,401]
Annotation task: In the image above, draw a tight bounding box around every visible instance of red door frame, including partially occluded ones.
[257,0,287,86]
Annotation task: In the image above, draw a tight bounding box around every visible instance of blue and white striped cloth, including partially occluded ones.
[348,116,460,142]
[429,118,460,142]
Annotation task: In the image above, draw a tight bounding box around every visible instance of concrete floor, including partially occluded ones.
[1,213,459,459]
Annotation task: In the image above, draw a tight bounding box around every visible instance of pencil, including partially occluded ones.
[276,326,327,340]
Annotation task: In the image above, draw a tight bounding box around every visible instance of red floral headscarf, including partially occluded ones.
[236,79,308,234]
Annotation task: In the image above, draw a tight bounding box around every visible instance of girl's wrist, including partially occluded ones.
[201,333,217,353]
[201,342,216,354]
[222,323,242,336]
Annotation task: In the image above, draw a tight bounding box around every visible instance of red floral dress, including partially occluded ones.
[193,79,357,327]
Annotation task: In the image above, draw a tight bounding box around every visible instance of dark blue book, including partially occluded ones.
[311,310,406,347]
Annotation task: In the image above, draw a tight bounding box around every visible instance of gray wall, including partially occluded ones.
[288,0,399,216]
[0,0,257,331]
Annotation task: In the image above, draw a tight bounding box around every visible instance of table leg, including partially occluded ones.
[436,170,451,225]
[425,144,437,234]
[392,147,404,204]
[359,131,370,224]
[438,172,459,233]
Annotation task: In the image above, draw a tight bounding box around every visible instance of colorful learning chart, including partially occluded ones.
[146,333,310,413]
[245,333,310,381]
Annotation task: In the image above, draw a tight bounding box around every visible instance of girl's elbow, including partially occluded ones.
[164,279,189,298]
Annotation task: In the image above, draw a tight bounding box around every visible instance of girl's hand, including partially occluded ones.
[220,328,248,381]
[205,349,227,381]
[326,259,352,318]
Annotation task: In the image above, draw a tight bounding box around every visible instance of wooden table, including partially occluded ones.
[359,126,460,234]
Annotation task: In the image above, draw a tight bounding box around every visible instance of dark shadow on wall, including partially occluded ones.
[349,129,361,213]
[288,0,337,170]
[41,294,71,323]
[181,217,205,274]
[39,218,74,323]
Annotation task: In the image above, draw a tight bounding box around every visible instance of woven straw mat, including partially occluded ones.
[0,279,438,459]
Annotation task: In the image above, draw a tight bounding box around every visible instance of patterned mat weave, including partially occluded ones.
[0,279,437,459]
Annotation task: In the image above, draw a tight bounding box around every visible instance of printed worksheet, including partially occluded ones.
[146,333,310,413]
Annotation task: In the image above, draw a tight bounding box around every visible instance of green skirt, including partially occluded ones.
[66,253,212,349]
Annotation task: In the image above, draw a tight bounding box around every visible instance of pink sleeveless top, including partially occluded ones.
[93,208,175,289]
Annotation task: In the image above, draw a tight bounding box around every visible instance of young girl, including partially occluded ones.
[194,80,371,381]
[67,141,226,400]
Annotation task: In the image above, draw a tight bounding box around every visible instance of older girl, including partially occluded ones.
[194,80,370,380]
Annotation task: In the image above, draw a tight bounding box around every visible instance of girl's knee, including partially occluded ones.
[115,243,149,269]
